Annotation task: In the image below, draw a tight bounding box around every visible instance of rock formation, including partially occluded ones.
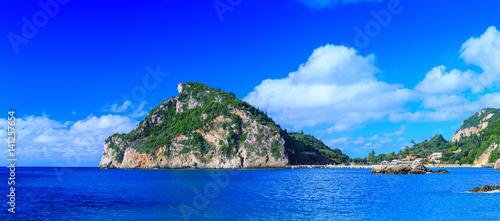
[495,158,500,170]
[452,110,495,142]
[432,169,450,174]
[370,161,425,174]
[473,143,498,168]
[370,161,448,174]
[99,82,289,169]
[470,185,500,193]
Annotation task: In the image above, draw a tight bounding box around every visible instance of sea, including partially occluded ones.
[0,167,499,220]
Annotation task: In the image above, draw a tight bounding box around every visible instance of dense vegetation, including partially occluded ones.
[105,82,351,165]
[458,108,500,131]
[359,109,500,165]
[107,82,283,161]
[287,132,350,164]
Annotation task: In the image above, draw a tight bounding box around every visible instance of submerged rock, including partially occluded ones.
[433,169,450,174]
[470,185,500,193]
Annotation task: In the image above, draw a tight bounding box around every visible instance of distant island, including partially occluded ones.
[99,82,349,169]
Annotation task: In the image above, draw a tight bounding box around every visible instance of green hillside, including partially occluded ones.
[362,109,500,164]
[104,82,350,166]
[286,132,350,164]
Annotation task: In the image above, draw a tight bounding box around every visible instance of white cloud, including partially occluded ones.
[479,92,500,108]
[384,125,406,136]
[105,100,132,113]
[421,94,469,110]
[325,137,349,146]
[393,26,500,123]
[461,26,500,75]
[379,138,392,144]
[1,114,137,166]
[414,66,483,94]
[104,100,149,118]
[244,44,412,131]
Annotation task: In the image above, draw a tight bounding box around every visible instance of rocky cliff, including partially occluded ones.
[473,143,498,167]
[452,109,498,142]
[495,158,500,170]
[99,82,290,169]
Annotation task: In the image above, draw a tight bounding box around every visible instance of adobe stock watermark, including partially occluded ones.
[346,0,408,49]
[212,0,242,21]
[7,0,69,54]
[112,64,169,106]
[178,170,240,220]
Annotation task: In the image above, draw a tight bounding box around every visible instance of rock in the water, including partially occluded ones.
[495,158,500,170]
[370,161,432,174]
[470,185,500,193]
[432,169,450,174]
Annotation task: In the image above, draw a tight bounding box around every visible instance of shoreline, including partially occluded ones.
[424,164,493,168]
[288,164,494,169]
[96,164,494,170]
[287,165,374,169]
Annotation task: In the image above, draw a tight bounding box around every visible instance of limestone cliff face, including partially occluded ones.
[452,110,495,142]
[99,82,289,169]
[495,158,500,170]
[473,143,498,168]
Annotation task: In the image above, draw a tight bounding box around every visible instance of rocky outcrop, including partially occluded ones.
[495,159,500,170]
[470,185,500,193]
[99,82,289,169]
[452,110,494,142]
[371,161,449,174]
[433,169,450,173]
[370,161,441,174]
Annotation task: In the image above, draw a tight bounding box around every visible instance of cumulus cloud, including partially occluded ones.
[244,44,412,131]
[461,26,500,75]
[393,26,500,123]
[1,114,137,166]
[420,94,469,110]
[414,66,483,94]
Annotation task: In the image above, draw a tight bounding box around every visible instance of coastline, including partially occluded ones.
[288,165,374,169]
[287,163,494,169]
[424,164,494,168]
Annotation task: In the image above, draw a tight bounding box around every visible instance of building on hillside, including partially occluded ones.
[406,155,417,161]
[429,152,445,162]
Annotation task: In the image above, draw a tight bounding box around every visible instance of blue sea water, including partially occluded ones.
[0,167,499,220]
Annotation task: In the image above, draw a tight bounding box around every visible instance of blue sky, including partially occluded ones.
[2,0,500,166]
